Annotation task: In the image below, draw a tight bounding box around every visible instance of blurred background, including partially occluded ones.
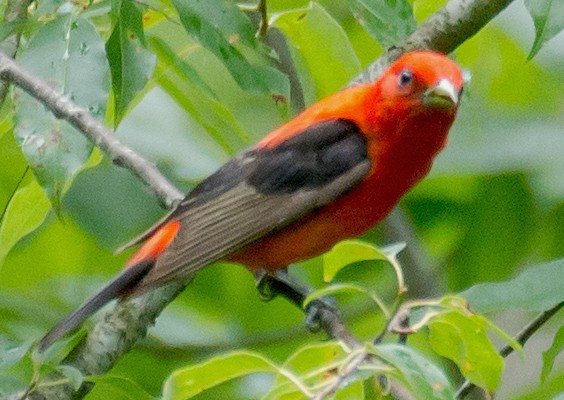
[0,0,562,398]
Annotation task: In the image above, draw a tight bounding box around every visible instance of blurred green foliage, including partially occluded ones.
[0,0,563,399]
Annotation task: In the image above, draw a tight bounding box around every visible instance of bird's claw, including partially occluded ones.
[304,297,340,333]
[255,271,277,302]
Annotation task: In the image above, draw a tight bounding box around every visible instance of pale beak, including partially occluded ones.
[423,79,460,109]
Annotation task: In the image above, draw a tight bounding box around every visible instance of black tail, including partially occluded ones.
[38,260,153,352]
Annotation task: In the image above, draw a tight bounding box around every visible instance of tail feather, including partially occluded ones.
[39,260,153,352]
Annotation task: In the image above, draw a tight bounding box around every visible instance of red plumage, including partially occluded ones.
[40,51,464,351]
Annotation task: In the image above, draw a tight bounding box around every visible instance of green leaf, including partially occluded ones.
[283,341,347,373]
[322,240,406,294]
[349,0,416,48]
[0,374,26,396]
[62,155,165,249]
[304,283,369,306]
[265,0,310,13]
[177,0,257,48]
[162,350,305,400]
[445,175,534,290]
[34,0,69,18]
[428,311,504,391]
[0,336,32,368]
[151,51,249,156]
[472,314,522,356]
[0,20,28,44]
[266,342,356,399]
[106,0,156,125]
[412,0,447,22]
[525,0,564,59]
[89,375,157,400]
[0,180,50,266]
[370,344,455,400]
[335,380,364,400]
[274,3,362,98]
[541,325,564,383]
[56,365,84,391]
[0,117,27,215]
[461,259,564,313]
[458,26,562,111]
[14,14,109,209]
[148,36,215,98]
[171,0,269,93]
[0,212,122,289]
[322,240,387,282]
[303,283,388,316]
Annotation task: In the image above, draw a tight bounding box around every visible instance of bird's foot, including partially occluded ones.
[304,297,341,333]
[254,269,341,333]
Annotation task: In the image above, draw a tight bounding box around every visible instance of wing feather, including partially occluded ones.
[125,119,371,295]
[130,160,370,295]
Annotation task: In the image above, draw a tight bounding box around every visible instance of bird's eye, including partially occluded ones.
[398,69,414,87]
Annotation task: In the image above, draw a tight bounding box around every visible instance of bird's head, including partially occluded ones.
[377,51,464,117]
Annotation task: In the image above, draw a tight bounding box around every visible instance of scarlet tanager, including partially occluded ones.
[39,51,464,351]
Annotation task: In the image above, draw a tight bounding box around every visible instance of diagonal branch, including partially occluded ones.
[0,0,516,398]
[349,0,515,86]
[0,52,183,208]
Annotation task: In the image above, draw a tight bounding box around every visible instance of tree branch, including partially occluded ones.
[253,272,414,400]
[30,284,188,400]
[349,0,515,86]
[0,52,183,208]
[0,0,517,398]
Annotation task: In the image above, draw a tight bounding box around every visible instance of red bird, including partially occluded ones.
[40,51,464,351]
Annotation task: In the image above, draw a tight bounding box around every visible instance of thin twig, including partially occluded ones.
[310,349,416,400]
[456,301,564,398]
[257,0,268,37]
[312,350,368,400]
[263,28,306,114]
[247,0,306,114]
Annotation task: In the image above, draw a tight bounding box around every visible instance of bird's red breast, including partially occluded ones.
[231,51,463,268]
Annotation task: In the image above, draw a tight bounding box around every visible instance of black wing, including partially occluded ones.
[39,119,372,351]
[129,119,371,295]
